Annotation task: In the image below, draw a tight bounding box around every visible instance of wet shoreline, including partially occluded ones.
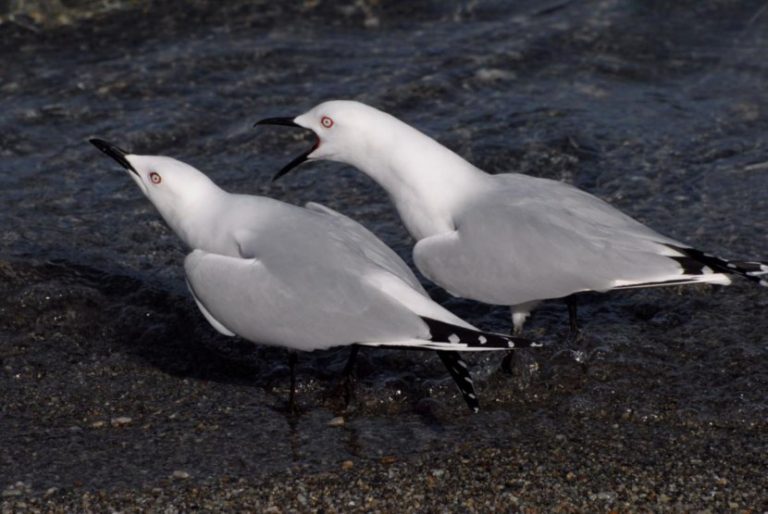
[2,0,767,510]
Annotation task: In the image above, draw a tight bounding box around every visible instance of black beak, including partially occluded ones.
[254,117,301,128]
[89,138,138,176]
[254,116,317,182]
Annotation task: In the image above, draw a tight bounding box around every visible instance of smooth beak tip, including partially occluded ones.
[89,137,137,174]
[271,167,290,183]
[254,117,300,128]
[89,137,115,152]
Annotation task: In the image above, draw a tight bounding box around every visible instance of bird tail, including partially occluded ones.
[420,317,542,350]
[360,317,542,351]
[726,260,768,286]
[667,245,768,286]
[358,319,541,413]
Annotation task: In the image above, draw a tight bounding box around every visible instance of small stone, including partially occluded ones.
[91,421,106,428]
[597,491,616,501]
[2,488,21,498]
[566,471,576,481]
[111,416,132,427]
[44,487,58,498]
[380,455,397,465]
[659,493,671,503]
[431,469,445,478]
[171,470,190,479]
[327,416,345,427]
[341,460,354,470]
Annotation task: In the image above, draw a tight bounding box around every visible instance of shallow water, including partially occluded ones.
[1,0,767,502]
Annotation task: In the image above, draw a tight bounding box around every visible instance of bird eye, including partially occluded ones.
[321,116,334,128]
[149,172,162,184]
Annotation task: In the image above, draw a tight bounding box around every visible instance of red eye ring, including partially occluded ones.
[321,116,334,128]
[149,172,162,184]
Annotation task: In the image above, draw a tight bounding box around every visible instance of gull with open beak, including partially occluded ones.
[256,100,768,336]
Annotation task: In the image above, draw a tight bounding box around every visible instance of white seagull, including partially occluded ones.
[256,100,768,334]
[89,138,539,412]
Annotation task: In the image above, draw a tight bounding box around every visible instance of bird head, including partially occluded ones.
[255,100,395,181]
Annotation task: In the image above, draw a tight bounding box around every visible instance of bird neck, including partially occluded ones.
[347,122,487,240]
[158,184,233,253]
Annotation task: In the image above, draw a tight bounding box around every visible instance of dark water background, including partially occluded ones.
[1,0,767,509]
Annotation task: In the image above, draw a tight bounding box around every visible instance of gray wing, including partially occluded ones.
[184,249,429,352]
[414,173,726,305]
[304,202,426,294]
[186,200,543,351]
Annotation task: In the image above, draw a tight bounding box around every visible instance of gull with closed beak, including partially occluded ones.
[89,138,540,412]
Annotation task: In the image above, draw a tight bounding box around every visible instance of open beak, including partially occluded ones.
[254,117,318,182]
[89,138,138,177]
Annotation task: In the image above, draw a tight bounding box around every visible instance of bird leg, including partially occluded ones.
[341,345,359,406]
[288,352,298,414]
[502,303,537,374]
[564,295,587,348]
[563,295,589,366]
[565,295,580,338]
[500,352,514,374]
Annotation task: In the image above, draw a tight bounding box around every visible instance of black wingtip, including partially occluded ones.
[666,244,768,286]
[436,351,479,413]
[421,317,542,350]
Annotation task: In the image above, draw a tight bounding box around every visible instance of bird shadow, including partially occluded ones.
[21,257,353,392]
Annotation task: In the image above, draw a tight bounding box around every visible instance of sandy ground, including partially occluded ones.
[1,0,767,511]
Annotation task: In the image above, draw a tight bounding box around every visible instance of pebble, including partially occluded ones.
[171,470,190,480]
[327,416,345,427]
[2,482,30,498]
[341,460,354,470]
[111,416,132,427]
[596,491,616,501]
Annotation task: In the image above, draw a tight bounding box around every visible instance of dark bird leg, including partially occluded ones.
[501,352,514,374]
[288,352,298,413]
[565,295,581,340]
[564,295,589,366]
[342,345,359,406]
